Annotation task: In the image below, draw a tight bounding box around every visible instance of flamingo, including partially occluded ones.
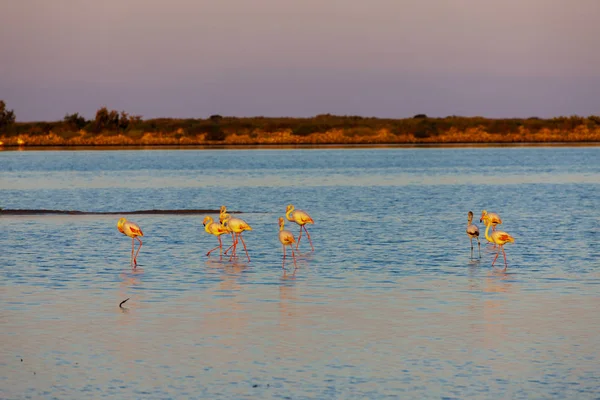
[278,217,297,270]
[117,217,143,267]
[480,210,502,231]
[219,205,235,247]
[286,204,314,251]
[203,216,229,257]
[466,211,481,259]
[483,217,514,271]
[222,213,252,262]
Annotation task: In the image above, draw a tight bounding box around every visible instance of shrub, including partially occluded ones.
[0,100,16,131]
[64,113,87,131]
[205,125,226,141]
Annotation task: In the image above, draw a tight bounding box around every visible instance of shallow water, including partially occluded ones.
[1,147,600,399]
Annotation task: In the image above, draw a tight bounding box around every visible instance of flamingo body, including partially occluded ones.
[117,217,143,267]
[285,204,315,251]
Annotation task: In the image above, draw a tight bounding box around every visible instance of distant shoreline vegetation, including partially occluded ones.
[1,101,600,147]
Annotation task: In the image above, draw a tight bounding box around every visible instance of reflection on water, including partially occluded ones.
[1,147,600,399]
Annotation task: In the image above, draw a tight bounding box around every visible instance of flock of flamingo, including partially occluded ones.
[117,204,314,270]
[117,206,515,271]
[467,209,515,271]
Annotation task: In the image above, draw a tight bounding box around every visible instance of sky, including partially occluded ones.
[1,0,599,121]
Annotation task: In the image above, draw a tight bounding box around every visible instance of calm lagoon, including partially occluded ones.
[1,146,599,399]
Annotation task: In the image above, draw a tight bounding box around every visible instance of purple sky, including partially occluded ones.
[1,0,599,121]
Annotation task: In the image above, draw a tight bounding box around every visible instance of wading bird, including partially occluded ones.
[286,204,314,251]
[219,206,235,244]
[117,218,143,267]
[483,217,514,271]
[222,213,252,262]
[466,211,481,258]
[203,216,229,257]
[480,210,502,231]
[278,217,297,270]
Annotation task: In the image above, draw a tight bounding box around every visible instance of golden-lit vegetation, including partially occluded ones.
[1,102,600,147]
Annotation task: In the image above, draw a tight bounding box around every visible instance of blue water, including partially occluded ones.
[1,147,599,399]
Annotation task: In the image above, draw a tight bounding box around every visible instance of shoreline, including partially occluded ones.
[2,141,600,151]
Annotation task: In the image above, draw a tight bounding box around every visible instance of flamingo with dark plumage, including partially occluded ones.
[466,211,481,259]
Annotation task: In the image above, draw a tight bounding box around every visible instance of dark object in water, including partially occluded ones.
[119,298,130,308]
[0,208,245,215]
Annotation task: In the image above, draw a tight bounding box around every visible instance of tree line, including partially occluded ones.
[1,100,599,142]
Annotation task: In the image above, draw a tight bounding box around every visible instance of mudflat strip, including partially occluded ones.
[0,209,243,215]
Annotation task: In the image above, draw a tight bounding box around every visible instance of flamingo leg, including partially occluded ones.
[133,237,143,267]
[207,236,222,256]
[229,234,239,261]
[492,247,500,267]
[477,237,481,258]
[303,226,314,251]
[238,233,250,262]
[291,246,297,269]
[296,225,303,249]
[470,237,474,258]
[224,233,235,255]
[233,234,239,257]
[502,246,508,271]
[282,245,287,269]
[130,237,135,266]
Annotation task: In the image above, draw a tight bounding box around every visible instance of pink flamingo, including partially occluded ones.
[483,216,515,271]
[278,217,297,270]
[286,204,314,251]
[117,217,144,267]
[203,216,229,257]
[480,210,502,231]
[219,205,235,246]
[222,213,252,262]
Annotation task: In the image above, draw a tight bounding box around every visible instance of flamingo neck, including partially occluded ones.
[286,208,294,221]
[484,221,493,243]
